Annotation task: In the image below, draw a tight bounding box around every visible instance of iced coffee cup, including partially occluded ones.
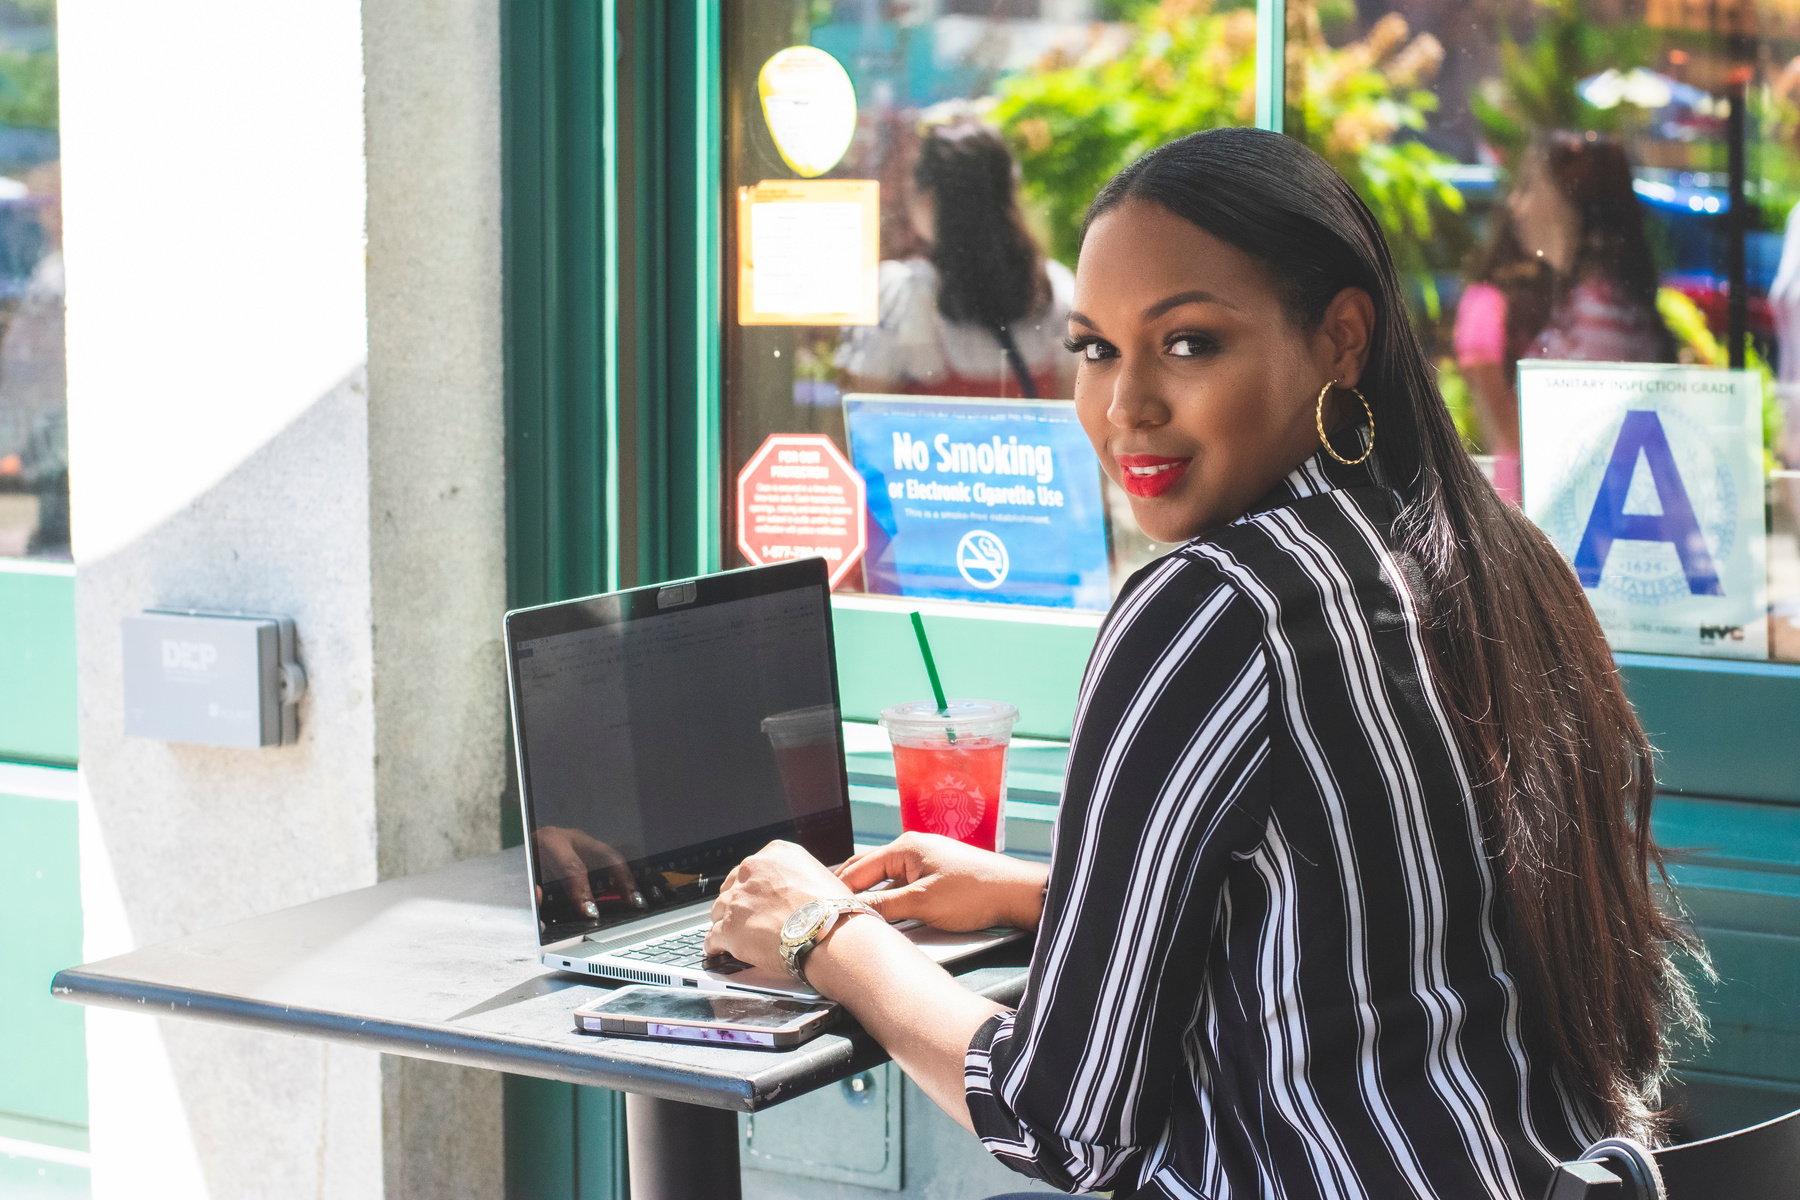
[878,699,1018,852]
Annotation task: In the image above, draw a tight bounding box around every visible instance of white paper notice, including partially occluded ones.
[1519,360,1767,659]
[749,200,863,317]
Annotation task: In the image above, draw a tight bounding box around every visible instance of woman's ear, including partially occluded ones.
[1318,287,1375,390]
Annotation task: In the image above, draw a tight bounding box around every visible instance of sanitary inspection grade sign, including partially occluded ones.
[1519,361,1766,659]
[736,433,867,588]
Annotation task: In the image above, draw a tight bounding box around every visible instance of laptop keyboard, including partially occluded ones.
[614,924,715,969]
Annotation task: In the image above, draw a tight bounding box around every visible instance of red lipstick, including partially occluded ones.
[1115,454,1191,498]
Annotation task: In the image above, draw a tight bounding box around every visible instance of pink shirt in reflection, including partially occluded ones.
[1452,281,1508,366]
[1524,277,1669,363]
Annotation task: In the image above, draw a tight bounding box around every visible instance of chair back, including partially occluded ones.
[1542,1137,1662,1200]
[1540,1108,1800,1200]
[1656,1106,1800,1199]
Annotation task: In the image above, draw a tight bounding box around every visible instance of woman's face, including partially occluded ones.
[1506,154,1579,273]
[1070,199,1374,543]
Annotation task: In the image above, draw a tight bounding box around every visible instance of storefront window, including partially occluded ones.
[723,0,1254,611]
[1289,0,1799,661]
[0,0,61,561]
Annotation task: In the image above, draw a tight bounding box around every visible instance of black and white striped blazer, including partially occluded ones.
[965,450,1597,1199]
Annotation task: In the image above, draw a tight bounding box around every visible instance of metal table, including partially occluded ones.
[51,846,1029,1199]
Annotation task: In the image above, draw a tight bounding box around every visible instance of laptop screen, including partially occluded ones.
[507,559,852,945]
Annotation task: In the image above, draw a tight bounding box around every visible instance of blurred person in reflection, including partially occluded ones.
[839,121,1075,400]
[1456,132,1673,502]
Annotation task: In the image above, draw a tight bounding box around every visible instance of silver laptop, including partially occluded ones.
[504,556,1024,999]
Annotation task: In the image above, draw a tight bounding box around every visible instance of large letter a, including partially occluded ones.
[1572,409,1722,595]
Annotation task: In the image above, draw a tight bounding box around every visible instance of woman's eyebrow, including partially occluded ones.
[1068,310,1100,330]
[1143,289,1239,319]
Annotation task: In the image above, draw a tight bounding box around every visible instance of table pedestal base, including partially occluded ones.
[625,1093,742,1200]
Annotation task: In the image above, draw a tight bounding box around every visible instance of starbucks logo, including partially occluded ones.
[925,778,986,840]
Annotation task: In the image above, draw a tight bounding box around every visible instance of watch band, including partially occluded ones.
[780,898,878,986]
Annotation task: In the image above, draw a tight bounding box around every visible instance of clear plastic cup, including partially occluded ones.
[761,704,842,816]
[878,699,1018,852]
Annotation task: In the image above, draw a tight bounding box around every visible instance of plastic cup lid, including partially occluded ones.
[760,704,840,747]
[878,698,1018,742]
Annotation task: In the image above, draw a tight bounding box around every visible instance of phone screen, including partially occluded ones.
[588,988,829,1030]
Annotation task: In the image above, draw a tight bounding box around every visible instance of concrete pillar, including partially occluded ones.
[61,2,506,1196]
[365,1,508,1194]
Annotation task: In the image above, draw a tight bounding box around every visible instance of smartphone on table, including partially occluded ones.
[572,985,839,1049]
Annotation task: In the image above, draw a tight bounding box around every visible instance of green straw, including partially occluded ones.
[909,611,955,743]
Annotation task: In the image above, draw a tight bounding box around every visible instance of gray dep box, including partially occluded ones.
[122,611,307,748]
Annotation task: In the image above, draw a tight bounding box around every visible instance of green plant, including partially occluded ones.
[1433,356,1483,449]
[1658,287,1785,474]
[1285,3,1465,312]
[992,0,1261,266]
[0,44,56,130]
[991,0,1462,303]
[1469,0,1649,167]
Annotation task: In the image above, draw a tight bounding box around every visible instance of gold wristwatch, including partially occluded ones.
[779,898,878,986]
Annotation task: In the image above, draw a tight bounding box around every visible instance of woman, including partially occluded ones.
[1455,132,1674,502]
[839,121,1075,400]
[711,129,1701,1199]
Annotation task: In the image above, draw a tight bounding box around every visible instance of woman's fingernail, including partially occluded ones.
[631,890,646,908]
[582,901,599,918]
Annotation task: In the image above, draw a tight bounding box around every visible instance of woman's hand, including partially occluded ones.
[837,832,1050,932]
[532,826,637,915]
[704,840,853,976]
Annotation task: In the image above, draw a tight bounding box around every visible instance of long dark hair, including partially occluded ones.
[1466,205,1554,381]
[1526,131,1675,359]
[915,122,1048,330]
[1086,128,1704,1139]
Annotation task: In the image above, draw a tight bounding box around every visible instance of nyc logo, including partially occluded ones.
[1570,409,1729,600]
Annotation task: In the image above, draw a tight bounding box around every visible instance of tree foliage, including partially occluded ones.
[0,43,56,131]
[1468,0,1648,167]
[990,0,1463,295]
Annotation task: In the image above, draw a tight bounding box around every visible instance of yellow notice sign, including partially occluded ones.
[736,179,879,327]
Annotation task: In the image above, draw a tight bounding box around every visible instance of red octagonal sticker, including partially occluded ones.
[735,434,867,588]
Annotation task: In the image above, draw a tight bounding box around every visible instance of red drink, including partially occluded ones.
[880,699,1019,853]
[892,738,1008,851]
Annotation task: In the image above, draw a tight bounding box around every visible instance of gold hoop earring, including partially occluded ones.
[1315,378,1375,466]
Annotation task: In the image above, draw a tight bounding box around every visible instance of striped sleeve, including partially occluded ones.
[964,556,1273,1193]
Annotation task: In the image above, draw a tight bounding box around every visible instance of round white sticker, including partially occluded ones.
[757,46,858,179]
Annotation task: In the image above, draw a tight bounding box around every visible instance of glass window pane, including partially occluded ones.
[0,2,62,562]
[1288,0,1800,662]
[722,0,1255,611]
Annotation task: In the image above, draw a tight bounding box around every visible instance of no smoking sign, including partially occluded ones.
[735,434,867,588]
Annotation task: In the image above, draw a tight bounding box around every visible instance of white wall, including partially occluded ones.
[61,1,506,1195]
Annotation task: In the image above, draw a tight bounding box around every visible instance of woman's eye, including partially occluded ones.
[1168,337,1210,358]
[1064,336,1115,362]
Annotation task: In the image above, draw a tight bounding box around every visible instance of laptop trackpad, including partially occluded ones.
[903,923,1025,963]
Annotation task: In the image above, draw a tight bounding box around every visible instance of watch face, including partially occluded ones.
[782,900,827,943]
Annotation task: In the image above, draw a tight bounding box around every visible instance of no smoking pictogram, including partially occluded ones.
[735,434,867,588]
